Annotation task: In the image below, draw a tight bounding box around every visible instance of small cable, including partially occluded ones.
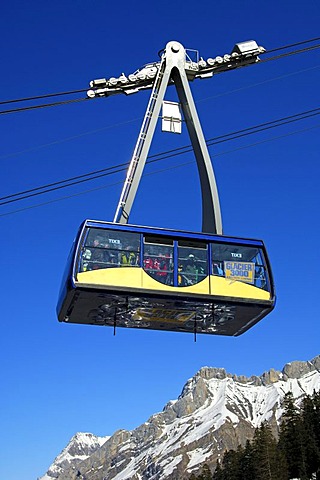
[0,97,88,115]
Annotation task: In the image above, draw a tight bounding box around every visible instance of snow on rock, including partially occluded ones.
[40,355,320,480]
[40,432,109,480]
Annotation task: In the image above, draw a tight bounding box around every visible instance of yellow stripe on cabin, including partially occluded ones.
[76,267,270,301]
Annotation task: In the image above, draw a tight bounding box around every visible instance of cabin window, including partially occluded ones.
[177,241,207,286]
[211,243,269,290]
[143,236,173,285]
[80,228,140,271]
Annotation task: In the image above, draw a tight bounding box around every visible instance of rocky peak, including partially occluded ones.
[40,432,109,480]
[67,432,107,457]
[40,355,320,480]
[282,359,316,379]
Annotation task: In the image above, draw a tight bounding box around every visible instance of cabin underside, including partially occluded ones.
[59,286,273,336]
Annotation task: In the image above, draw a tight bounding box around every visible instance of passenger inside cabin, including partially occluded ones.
[184,254,205,284]
[178,263,188,286]
[82,237,117,270]
[144,256,153,271]
[154,253,168,282]
[213,262,224,276]
[121,246,137,266]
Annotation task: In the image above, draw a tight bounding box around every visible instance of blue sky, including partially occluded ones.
[1,1,320,479]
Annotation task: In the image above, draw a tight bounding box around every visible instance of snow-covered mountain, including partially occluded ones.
[40,432,109,480]
[40,355,320,480]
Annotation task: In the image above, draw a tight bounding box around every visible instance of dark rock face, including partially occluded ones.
[40,355,320,480]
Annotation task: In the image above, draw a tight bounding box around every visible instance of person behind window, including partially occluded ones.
[185,254,198,283]
[213,262,224,276]
[185,253,206,284]
[102,243,117,265]
[81,237,103,271]
[91,249,105,269]
[154,253,168,281]
[92,237,104,247]
[81,248,92,271]
[178,263,189,286]
[90,238,114,268]
[121,246,137,266]
[255,266,266,289]
[144,255,153,271]
[159,253,169,274]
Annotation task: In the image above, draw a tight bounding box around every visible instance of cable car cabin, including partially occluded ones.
[57,220,275,336]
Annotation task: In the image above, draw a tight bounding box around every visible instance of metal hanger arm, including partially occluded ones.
[113,41,223,233]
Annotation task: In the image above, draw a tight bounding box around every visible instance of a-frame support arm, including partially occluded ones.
[172,66,222,235]
[114,41,222,235]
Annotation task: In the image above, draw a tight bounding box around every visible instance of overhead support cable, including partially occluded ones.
[1,106,319,207]
[0,37,319,115]
[1,122,319,219]
[147,107,320,161]
[260,44,320,64]
[0,88,88,106]
[265,37,320,54]
[0,97,88,115]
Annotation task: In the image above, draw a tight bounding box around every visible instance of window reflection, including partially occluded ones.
[211,243,269,290]
[178,242,207,286]
[80,228,140,272]
[143,236,173,285]
[79,229,270,292]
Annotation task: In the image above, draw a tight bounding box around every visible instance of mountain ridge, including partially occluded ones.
[40,355,320,480]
